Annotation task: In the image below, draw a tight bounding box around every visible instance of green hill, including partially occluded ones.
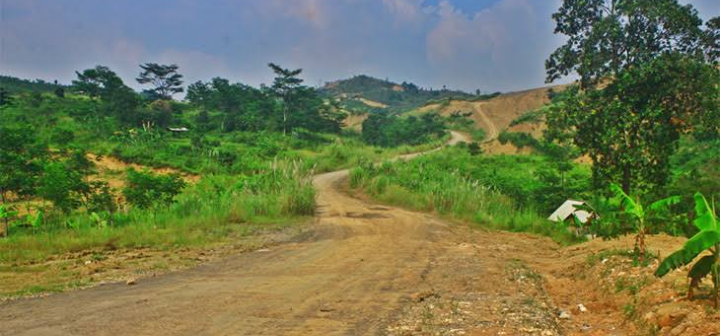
[320,75,477,113]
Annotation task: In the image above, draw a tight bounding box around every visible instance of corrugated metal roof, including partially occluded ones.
[548,199,594,224]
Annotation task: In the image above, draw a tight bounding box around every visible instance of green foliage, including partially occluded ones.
[0,75,66,94]
[361,113,447,147]
[37,162,88,213]
[123,169,186,210]
[136,63,184,99]
[509,107,546,127]
[350,147,588,245]
[546,0,719,195]
[0,162,316,263]
[656,192,719,307]
[498,131,540,149]
[72,65,141,124]
[668,138,720,202]
[187,65,345,134]
[545,55,719,194]
[547,0,712,88]
[609,183,680,257]
[0,125,45,200]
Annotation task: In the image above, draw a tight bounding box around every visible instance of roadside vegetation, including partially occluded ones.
[350,147,590,245]
[0,63,448,271]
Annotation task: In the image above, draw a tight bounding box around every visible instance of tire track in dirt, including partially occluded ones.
[473,103,499,141]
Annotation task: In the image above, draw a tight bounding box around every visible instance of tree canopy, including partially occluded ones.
[545,0,719,194]
[136,63,184,100]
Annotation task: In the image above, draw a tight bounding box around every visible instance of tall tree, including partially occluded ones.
[0,125,45,204]
[73,66,139,124]
[136,63,184,100]
[547,55,718,194]
[268,63,303,135]
[546,0,712,89]
[72,65,125,99]
[545,0,718,194]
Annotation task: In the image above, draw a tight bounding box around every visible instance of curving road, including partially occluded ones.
[0,131,568,336]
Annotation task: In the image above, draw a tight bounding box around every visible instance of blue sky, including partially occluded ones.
[1,0,717,93]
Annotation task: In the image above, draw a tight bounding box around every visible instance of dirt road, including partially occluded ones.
[1,132,579,336]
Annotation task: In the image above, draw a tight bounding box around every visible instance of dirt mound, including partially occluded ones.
[343,113,368,131]
[88,153,199,190]
[533,234,720,335]
[356,97,387,108]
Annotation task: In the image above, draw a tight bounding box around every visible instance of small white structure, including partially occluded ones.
[168,127,189,132]
[548,199,597,224]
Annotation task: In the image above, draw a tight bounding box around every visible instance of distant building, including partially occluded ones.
[548,199,598,224]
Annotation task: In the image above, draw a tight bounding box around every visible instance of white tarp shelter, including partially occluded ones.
[548,199,596,224]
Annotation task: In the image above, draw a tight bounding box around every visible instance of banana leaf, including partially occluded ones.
[694,192,717,231]
[656,230,720,277]
[610,183,643,218]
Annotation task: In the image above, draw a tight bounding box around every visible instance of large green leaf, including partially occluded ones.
[688,255,716,281]
[693,192,717,231]
[656,230,720,277]
[648,195,681,212]
[610,183,643,218]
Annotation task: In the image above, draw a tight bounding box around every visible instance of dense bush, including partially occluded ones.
[361,113,447,147]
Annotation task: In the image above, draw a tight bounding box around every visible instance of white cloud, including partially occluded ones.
[382,0,425,24]
[424,0,563,91]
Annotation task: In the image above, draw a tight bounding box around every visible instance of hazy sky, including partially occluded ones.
[1,0,717,93]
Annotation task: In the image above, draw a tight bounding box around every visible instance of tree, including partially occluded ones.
[123,169,186,210]
[547,55,718,194]
[186,81,212,107]
[545,0,719,194]
[37,162,88,213]
[268,63,303,135]
[546,0,711,89]
[136,63,184,100]
[0,125,44,204]
[73,65,140,124]
[72,65,125,99]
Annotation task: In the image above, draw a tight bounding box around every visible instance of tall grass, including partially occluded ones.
[350,150,583,245]
[0,161,316,263]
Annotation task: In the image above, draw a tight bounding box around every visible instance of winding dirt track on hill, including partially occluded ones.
[0,132,627,336]
[473,103,499,141]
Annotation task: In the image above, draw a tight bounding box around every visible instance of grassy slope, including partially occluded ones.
[350,146,590,245]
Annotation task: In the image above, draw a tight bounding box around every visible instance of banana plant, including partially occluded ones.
[656,192,719,308]
[90,212,107,228]
[0,204,18,237]
[26,210,43,234]
[610,183,680,258]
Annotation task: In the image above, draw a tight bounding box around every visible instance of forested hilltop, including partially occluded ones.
[319,74,500,114]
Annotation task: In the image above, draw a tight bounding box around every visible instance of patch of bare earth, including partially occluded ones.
[535,234,720,335]
[344,113,369,131]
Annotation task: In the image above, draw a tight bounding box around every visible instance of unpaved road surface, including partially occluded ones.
[0,132,620,335]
